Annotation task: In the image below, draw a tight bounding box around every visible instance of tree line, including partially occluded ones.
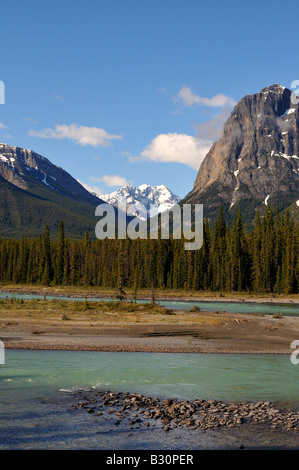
[0,206,298,294]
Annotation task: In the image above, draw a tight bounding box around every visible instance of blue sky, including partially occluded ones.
[0,0,299,198]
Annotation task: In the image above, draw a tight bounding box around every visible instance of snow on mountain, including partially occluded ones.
[0,142,103,204]
[100,184,180,220]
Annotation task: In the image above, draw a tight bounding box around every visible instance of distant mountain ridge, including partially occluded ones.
[0,143,105,237]
[0,143,102,204]
[100,184,180,220]
[183,84,299,224]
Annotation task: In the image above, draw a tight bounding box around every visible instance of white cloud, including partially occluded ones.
[77,180,103,198]
[91,175,130,187]
[196,107,231,141]
[22,117,38,125]
[50,94,63,101]
[131,133,213,170]
[126,87,235,170]
[0,122,8,129]
[175,85,236,108]
[29,123,122,147]
[78,175,130,198]
[125,85,235,171]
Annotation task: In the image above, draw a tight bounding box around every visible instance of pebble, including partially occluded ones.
[72,390,299,433]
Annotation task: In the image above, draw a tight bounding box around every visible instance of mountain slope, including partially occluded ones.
[0,143,105,238]
[183,84,299,224]
[101,184,180,220]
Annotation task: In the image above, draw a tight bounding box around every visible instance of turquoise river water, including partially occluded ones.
[0,350,299,449]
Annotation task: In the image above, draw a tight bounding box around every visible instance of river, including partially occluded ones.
[0,350,299,449]
[0,291,298,316]
[0,292,299,449]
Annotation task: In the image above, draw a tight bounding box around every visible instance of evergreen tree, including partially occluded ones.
[54,221,65,284]
[41,225,53,285]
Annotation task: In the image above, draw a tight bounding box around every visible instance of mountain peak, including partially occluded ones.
[232,83,292,116]
[260,83,286,93]
[0,142,102,204]
[0,142,105,237]
[184,84,299,225]
[101,184,180,220]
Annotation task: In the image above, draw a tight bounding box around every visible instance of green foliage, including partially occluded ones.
[189,305,201,312]
[0,174,100,239]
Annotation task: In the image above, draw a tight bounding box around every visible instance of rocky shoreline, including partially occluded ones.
[71,390,299,433]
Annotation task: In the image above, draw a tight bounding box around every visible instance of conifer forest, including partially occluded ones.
[0,206,298,294]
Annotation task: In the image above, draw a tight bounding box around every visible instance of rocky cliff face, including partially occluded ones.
[184,84,299,223]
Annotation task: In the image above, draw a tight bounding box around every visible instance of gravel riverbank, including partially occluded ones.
[72,389,299,434]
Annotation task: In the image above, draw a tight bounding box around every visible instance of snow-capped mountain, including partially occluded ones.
[100,184,181,220]
[0,142,102,204]
[0,142,104,237]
